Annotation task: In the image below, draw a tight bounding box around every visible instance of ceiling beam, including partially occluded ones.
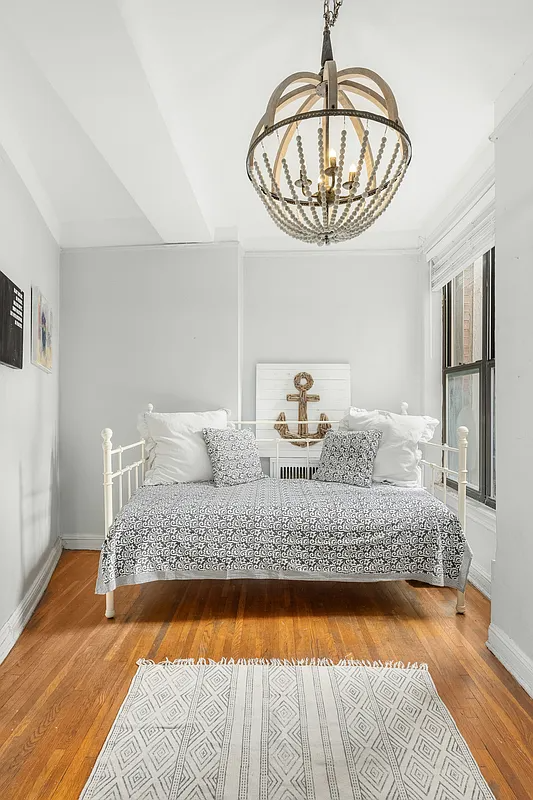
[5,0,211,244]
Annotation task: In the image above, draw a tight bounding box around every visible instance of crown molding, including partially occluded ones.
[244,247,421,259]
[61,240,421,259]
[421,165,495,259]
[60,240,240,255]
[490,81,533,143]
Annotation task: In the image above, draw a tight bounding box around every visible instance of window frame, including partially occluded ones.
[442,247,495,508]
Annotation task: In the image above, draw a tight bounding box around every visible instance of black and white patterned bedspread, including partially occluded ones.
[96,479,472,593]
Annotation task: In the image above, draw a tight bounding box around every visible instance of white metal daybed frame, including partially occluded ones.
[101,403,469,619]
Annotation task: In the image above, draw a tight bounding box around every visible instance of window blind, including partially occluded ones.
[429,199,495,291]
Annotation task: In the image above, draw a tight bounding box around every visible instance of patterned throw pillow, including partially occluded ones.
[313,430,382,488]
[203,428,265,487]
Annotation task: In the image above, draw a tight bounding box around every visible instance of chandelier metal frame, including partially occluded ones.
[246,0,412,245]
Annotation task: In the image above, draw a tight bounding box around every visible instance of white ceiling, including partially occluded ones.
[0,0,532,251]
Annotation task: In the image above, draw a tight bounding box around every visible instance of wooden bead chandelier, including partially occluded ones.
[246,0,412,246]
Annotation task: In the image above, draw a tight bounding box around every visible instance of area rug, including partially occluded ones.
[80,658,494,799]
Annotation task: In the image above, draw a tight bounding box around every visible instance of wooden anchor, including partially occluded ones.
[274,371,331,447]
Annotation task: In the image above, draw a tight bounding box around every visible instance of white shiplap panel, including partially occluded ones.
[256,387,351,402]
[255,363,351,458]
[257,363,350,376]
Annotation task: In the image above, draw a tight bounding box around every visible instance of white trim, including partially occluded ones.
[60,240,240,255]
[245,247,420,259]
[490,82,533,142]
[428,199,495,291]
[62,242,419,259]
[62,533,103,550]
[421,165,495,259]
[0,538,62,665]
[467,562,491,599]
[487,624,533,699]
[237,246,244,422]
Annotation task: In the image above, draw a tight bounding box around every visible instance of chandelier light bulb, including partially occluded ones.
[246,0,411,245]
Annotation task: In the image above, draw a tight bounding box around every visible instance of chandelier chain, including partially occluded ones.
[323,0,343,29]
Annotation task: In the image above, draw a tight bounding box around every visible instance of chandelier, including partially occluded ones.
[246,0,412,246]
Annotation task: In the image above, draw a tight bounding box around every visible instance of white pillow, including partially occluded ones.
[340,407,439,487]
[138,408,231,484]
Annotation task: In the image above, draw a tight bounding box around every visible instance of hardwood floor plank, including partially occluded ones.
[1,552,532,799]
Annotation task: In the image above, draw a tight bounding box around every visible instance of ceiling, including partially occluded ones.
[0,0,532,251]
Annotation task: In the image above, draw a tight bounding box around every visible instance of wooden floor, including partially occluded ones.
[1,553,533,798]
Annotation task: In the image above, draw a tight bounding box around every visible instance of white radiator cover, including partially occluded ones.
[270,458,320,480]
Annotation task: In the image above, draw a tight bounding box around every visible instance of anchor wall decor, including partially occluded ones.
[274,371,331,447]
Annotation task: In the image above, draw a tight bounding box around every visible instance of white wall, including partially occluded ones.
[0,148,60,643]
[59,242,242,542]
[243,252,426,420]
[488,90,533,693]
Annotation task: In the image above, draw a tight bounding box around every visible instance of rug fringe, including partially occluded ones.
[136,657,428,670]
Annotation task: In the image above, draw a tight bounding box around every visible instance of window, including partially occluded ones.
[442,248,495,507]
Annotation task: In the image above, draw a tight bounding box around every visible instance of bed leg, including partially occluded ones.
[456,589,466,615]
[105,591,115,619]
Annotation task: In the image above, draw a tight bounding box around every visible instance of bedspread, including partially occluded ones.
[96,479,471,593]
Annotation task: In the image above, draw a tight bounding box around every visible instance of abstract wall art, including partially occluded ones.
[31,286,53,373]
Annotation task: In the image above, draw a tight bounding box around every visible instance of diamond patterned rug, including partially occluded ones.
[80,659,494,799]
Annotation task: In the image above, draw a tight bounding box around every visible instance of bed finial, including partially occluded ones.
[147,403,154,413]
[400,402,408,415]
[457,425,469,442]
[102,428,113,444]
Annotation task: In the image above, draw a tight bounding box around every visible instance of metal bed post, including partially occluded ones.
[102,428,115,619]
[456,425,469,615]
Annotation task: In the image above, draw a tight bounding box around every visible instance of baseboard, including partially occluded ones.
[468,561,491,599]
[487,623,533,699]
[62,533,103,550]
[0,538,63,666]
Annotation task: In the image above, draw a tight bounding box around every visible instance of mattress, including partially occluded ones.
[96,478,472,594]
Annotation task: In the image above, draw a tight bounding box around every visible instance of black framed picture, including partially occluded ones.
[0,270,24,369]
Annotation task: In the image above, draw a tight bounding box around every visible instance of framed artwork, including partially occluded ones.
[0,269,24,369]
[31,287,53,373]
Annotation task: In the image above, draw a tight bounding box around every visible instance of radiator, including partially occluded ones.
[269,458,320,479]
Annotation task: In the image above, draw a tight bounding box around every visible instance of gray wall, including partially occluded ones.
[59,243,242,538]
[491,94,533,667]
[242,251,425,419]
[59,245,426,542]
[0,148,60,632]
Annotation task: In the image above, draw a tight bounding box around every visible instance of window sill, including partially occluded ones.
[433,485,496,533]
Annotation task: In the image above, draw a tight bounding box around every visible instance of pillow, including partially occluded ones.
[340,407,439,487]
[313,430,382,488]
[203,428,264,487]
[139,408,231,485]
